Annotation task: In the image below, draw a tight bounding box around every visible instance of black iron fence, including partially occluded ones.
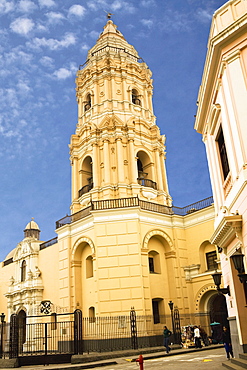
[0,308,215,363]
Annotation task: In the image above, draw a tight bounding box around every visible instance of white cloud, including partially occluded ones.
[10,17,35,36]
[81,43,89,51]
[140,0,156,7]
[68,4,86,18]
[157,9,191,33]
[87,0,135,13]
[18,0,37,13]
[0,0,14,14]
[89,30,99,39]
[141,19,153,29]
[45,11,65,24]
[87,0,107,11]
[53,62,77,80]
[36,23,48,32]
[38,0,56,8]
[27,32,77,50]
[17,80,31,94]
[111,0,135,13]
[4,49,33,66]
[39,56,54,68]
[53,67,72,80]
[196,8,214,23]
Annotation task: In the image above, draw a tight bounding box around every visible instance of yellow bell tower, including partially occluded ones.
[70,19,171,213]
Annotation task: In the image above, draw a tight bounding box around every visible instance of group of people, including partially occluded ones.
[163,325,234,360]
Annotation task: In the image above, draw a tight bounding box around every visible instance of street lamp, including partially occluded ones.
[0,313,5,358]
[168,301,175,343]
[211,271,231,295]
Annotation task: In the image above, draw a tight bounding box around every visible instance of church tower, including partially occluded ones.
[53,18,215,319]
[70,19,171,213]
[0,18,218,329]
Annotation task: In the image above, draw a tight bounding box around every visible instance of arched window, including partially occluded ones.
[137,151,157,189]
[199,241,218,272]
[89,306,95,323]
[79,156,93,197]
[21,260,27,282]
[84,93,91,111]
[148,251,160,273]
[86,255,93,278]
[132,89,141,106]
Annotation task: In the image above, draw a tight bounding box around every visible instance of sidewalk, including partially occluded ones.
[0,344,223,370]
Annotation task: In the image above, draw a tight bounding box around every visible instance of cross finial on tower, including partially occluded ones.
[104,11,114,19]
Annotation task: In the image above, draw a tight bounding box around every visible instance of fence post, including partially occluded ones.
[130,307,138,350]
[173,307,182,344]
[44,323,48,357]
[74,309,83,355]
[0,313,5,358]
[9,314,18,359]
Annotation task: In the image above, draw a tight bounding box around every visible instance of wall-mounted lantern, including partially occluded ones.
[211,271,230,295]
[230,250,247,283]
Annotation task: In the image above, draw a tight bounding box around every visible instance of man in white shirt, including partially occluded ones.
[194,326,202,348]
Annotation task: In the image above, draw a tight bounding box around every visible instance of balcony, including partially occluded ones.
[137,178,157,190]
[56,196,214,229]
[79,183,94,197]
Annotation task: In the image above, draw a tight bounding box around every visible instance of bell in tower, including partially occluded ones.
[70,18,171,213]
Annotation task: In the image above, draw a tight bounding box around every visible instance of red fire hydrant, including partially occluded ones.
[136,354,144,370]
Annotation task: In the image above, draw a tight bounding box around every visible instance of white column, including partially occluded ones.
[129,139,137,184]
[155,149,163,190]
[117,138,125,183]
[103,139,110,184]
[160,152,169,193]
[71,155,78,200]
[92,143,99,187]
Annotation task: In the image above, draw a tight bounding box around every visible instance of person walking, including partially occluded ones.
[163,326,172,353]
[222,326,234,360]
[194,326,202,348]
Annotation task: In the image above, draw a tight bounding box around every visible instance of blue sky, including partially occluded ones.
[0,0,227,260]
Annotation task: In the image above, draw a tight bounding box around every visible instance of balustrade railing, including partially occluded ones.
[137,178,157,189]
[56,196,213,229]
[78,184,93,198]
[172,196,213,216]
[40,237,58,250]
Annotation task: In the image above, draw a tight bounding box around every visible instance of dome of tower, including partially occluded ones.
[23,218,41,240]
[87,19,140,61]
[24,219,40,231]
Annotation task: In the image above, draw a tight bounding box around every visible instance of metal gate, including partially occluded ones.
[9,310,82,366]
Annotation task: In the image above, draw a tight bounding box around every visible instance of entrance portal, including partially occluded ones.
[17,310,26,348]
[209,293,228,327]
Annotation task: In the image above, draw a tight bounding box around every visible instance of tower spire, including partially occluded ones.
[70,20,171,213]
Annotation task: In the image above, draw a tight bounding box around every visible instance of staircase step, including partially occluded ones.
[240,354,247,361]
[222,361,247,370]
[231,358,247,369]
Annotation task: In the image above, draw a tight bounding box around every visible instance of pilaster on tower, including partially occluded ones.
[70,19,171,213]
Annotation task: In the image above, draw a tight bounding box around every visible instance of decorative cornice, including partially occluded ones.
[210,215,242,251]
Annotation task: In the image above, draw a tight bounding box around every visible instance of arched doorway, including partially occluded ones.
[209,294,228,327]
[72,238,95,313]
[209,294,228,343]
[17,310,26,350]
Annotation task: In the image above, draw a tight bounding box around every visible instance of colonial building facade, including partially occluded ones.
[0,18,224,336]
[195,0,247,355]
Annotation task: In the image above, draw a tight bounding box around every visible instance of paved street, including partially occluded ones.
[100,348,226,370]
